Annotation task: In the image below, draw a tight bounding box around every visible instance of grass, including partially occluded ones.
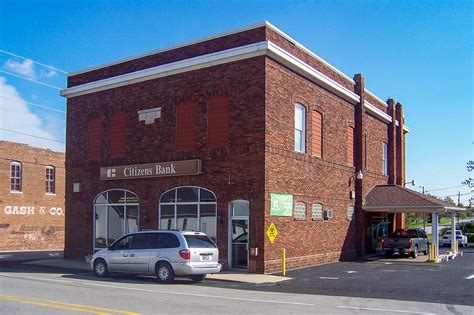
[406,217,469,228]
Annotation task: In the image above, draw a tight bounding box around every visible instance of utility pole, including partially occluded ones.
[419,186,425,194]
[458,191,461,206]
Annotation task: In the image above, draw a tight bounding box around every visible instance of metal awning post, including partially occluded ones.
[451,214,457,254]
[432,212,439,259]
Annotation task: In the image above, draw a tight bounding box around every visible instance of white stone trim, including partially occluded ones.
[68,20,355,88]
[266,42,360,105]
[365,89,388,108]
[68,21,269,76]
[61,42,269,98]
[264,21,355,85]
[61,39,410,132]
[364,101,392,123]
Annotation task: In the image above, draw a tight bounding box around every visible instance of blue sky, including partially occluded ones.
[0,0,472,204]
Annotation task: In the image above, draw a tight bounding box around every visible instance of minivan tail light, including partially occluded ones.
[408,239,412,247]
[179,249,190,260]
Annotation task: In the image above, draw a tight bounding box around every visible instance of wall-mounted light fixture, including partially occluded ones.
[405,180,415,186]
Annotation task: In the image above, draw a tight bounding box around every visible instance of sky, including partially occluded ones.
[0,0,472,204]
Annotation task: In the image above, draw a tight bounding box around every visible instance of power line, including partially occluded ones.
[0,95,66,114]
[437,191,472,199]
[0,50,67,74]
[425,184,466,193]
[0,70,63,90]
[0,128,65,144]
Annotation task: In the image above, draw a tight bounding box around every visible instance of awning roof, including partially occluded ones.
[364,185,465,214]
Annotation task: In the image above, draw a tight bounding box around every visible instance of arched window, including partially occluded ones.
[294,202,307,220]
[294,104,306,153]
[159,186,217,241]
[94,189,139,250]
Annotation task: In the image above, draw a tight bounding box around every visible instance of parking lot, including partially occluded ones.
[202,246,474,306]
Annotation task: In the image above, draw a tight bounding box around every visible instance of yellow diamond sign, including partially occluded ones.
[267,223,278,243]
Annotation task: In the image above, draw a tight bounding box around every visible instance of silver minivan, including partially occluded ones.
[90,230,221,283]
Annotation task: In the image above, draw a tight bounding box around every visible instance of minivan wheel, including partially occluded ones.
[94,259,109,278]
[156,263,175,283]
[412,246,418,258]
[191,274,206,282]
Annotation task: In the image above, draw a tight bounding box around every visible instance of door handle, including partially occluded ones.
[121,251,128,257]
[129,254,135,257]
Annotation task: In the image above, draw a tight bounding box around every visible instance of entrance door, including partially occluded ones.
[231,219,248,269]
[229,200,249,270]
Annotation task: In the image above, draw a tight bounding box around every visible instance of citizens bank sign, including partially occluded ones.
[100,159,201,180]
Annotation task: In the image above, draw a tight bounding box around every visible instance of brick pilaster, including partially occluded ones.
[387,99,397,185]
[353,73,367,255]
[395,102,406,229]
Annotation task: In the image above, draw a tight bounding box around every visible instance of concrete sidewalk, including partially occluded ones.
[22,258,291,284]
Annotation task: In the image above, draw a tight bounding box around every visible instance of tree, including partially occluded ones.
[462,160,474,188]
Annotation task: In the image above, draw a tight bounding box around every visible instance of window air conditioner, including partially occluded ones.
[324,209,333,220]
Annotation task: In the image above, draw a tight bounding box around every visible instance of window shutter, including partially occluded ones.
[347,126,354,166]
[87,118,101,160]
[312,111,322,157]
[110,113,127,157]
[208,96,229,147]
[176,101,197,150]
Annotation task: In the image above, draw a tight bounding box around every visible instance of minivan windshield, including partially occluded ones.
[184,235,216,248]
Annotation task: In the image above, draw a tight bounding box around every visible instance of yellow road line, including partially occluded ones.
[0,294,139,315]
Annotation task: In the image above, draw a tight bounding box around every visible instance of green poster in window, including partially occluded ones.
[270,193,293,216]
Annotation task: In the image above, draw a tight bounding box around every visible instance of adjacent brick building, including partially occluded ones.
[61,22,409,273]
[0,141,65,251]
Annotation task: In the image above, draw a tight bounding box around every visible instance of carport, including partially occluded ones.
[364,185,466,261]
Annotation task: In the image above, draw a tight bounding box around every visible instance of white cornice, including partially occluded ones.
[68,21,269,77]
[68,20,354,89]
[266,42,359,105]
[61,39,410,132]
[365,89,388,108]
[61,42,269,98]
[364,101,392,123]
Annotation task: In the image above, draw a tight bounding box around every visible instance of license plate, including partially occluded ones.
[201,255,211,261]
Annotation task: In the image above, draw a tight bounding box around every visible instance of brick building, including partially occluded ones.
[0,141,65,251]
[61,22,409,273]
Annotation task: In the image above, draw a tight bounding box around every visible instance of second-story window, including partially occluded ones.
[45,166,55,194]
[382,143,388,176]
[10,161,22,192]
[294,104,306,153]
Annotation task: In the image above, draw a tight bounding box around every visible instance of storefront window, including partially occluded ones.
[94,189,139,250]
[159,187,217,241]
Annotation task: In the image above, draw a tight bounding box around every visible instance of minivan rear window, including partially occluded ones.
[184,235,216,248]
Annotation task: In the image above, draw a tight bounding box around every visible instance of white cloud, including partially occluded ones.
[3,59,36,79]
[0,77,65,152]
[39,67,57,78]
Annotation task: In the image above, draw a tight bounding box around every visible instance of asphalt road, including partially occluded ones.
[1,268,472,315]
[0,248,473,314]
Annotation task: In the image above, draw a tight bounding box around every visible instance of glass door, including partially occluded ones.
[231,218,248,269]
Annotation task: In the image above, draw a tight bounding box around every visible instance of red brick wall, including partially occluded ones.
[110,113,127,157]
[0,141,65,251]
[68,28,266,87]
[263,58,391,273]
[65,57,267,267]
[65,26,403,273]
[207,96,229,147]
[176,101,197,150]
